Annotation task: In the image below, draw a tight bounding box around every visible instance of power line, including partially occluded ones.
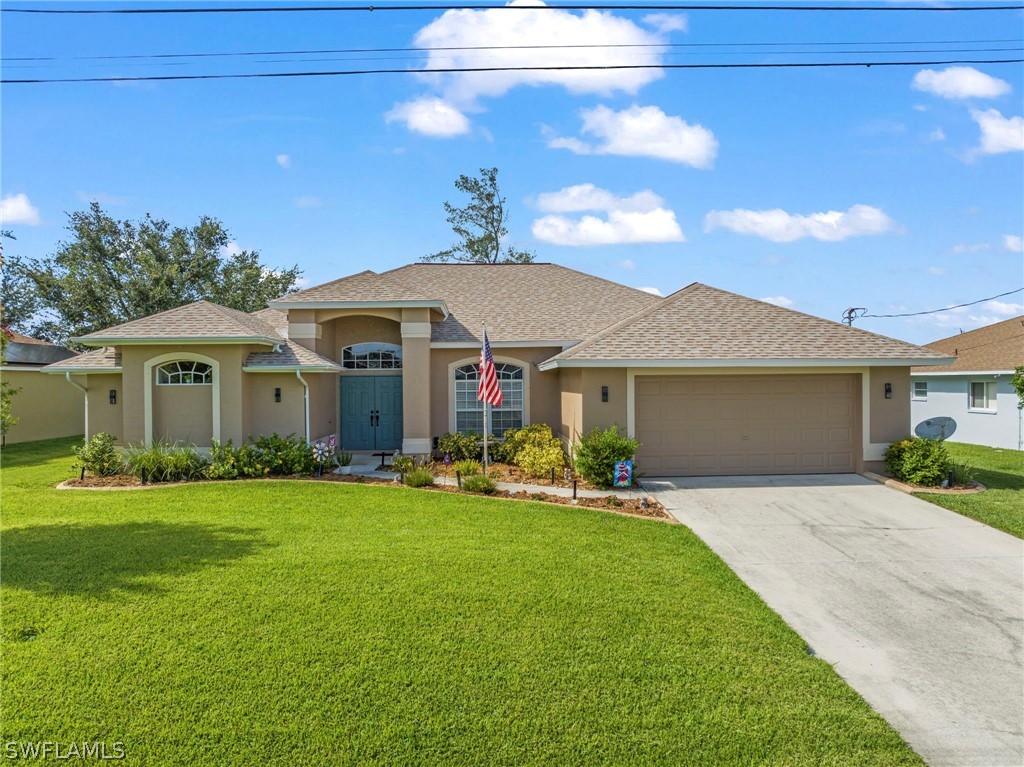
[845,288,1024,325]
[5,3,1023,13]
[5,57,1023,84]
[7,37,1020,63]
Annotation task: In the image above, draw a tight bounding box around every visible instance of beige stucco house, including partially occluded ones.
[2,332,84,445]
[42,263,952,476]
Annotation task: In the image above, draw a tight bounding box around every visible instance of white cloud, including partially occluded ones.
[911,299,1024,330]
[0,193,41,226]
[950,242,990,254]
[619,258,636,270]
[927,267,947,275]
[704,204,898,243]
[276,154,292,169]
[986,300,1023,316]
[637,286,664,296]
[222,240,243,257]
[295,195,323,208]
[531,183,684,247]
[411,1,666,105]
[549,105,718,168]
[927,127,946,142]
[760,295,794,308]
[912,67,1011,100]
[1004,234,1024,252]
[385,97,470,137]
[969,108,1024,156]
[642,12,688,33]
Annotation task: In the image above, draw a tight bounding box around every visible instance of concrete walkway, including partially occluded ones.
[645,474,1024,767]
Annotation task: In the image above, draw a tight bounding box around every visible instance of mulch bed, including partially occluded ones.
[63,475,143,488]
[431,462,610,492]
[862,471,986,496]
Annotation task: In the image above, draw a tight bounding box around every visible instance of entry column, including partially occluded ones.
[400,308,432,456]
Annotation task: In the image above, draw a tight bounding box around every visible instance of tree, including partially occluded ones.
[22,203,302,346]
[422,167,534,264]
[0,230,20,437]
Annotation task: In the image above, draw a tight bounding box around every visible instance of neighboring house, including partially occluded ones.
[910,316,1024,451]
[2,332,84,445]
[42,263,951,476]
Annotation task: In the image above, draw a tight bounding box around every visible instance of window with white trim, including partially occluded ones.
[156,360,213,385]
[341,343,403,370]
[454,363,523,437]
[969,381,997,412]
[912,380,928,401]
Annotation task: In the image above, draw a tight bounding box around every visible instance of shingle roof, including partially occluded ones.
[912,315,1024,373]
[273,264,662,344]
[76,301,284,345]
[250,307,288,336]
[243,340,341,371]
[543,283,952,366]
[42,347,121,372]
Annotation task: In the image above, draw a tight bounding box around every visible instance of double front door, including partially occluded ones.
[340,376,403,451]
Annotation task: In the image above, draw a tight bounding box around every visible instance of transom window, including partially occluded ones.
[156,360,213,385]
[454,362,523,437]
[912,380,928,401]
[342,343,403,370]
[969,381,997,412]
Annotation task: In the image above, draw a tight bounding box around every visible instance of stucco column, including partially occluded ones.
[401,308,432,456]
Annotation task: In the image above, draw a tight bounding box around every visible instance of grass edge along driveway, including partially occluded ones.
[1,438,923,766]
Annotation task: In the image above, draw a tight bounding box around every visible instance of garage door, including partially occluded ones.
[635,374,858,476]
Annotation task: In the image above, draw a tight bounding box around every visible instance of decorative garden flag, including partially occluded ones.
[613,460,633,488]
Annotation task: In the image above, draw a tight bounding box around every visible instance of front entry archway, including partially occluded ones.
[340,376,402,451]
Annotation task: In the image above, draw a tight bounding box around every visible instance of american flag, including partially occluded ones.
[477,330,503,407]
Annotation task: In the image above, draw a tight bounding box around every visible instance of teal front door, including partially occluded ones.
[340,376,403,451]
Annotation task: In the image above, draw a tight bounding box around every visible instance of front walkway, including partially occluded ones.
[645,474,1024,767]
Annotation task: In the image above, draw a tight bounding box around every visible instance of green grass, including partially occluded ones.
[1,437,922,766]
[916,442,1024,539]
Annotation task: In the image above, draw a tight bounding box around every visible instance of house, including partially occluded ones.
[41,263,952,476]
[910,316,1023,451]
[2,332,84,445]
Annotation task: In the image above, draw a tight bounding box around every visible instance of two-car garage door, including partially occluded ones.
[635,374,858,476]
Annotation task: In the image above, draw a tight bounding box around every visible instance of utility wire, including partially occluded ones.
[5,57,1023,84]
[6,37,1020,62]
[5,3,1023,13]
[851,288,1024,321]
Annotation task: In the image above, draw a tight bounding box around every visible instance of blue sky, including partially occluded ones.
[3,1,1023,345]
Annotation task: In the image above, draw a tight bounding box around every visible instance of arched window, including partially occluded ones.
[342,343,403,370]
[156,360,213,385]
[454,362,523,436]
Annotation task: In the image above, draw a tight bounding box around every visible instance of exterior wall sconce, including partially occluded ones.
[884,383,893,399]
[601,385,609,403]
[109,389,117,405]
[274,387,282,403]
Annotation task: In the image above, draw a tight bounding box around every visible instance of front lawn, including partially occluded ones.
[917,441,1024,539]
[1,438,922,766]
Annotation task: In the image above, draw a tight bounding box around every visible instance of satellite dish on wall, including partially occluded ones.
[915,417,957,441]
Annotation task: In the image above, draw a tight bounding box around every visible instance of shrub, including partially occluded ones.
[124,442,207,483]
[73,433,123,477]
[206,439,240,480]
[438,431,482,461]
[452,459,481,476]
[884,437,949,487]
[949,460,976,486]
[487,436,516,464]
[573,426,640,489]
[460,474,497,494]
[403,468,435,488]
[498,424,565,477]
[248,433,316,476]
[336,451,353,468]
[392,454,415,476]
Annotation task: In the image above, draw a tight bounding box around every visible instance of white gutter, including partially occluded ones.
[295,370,310,446]
[71,336,279,347]
[910,369,1012,377]
[40,366,122,375]
[537,356,956,371]
[241,366,340,373]
[65,372,89,439]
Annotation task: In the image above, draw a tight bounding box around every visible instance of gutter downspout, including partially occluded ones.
[295,370,310,445]
[66,372,89,439]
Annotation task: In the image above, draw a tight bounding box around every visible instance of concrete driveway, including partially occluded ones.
[645,474,1023,767]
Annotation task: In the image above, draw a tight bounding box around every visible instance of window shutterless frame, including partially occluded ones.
[968,381,997,413]
[912,380,928,401]
[156,360,214,385]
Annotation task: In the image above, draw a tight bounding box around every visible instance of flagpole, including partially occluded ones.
[482,324,489,476]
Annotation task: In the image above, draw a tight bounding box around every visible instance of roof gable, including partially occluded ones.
[75,301,284,346]
[543,283,951,366]
[913,315,1024,373]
